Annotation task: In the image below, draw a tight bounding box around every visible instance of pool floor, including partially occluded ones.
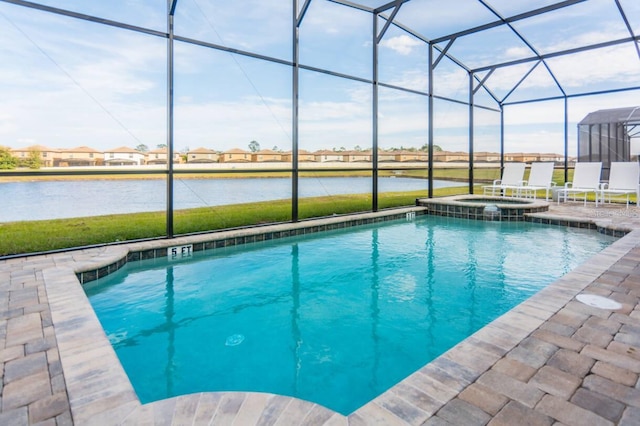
[84,216,615,415]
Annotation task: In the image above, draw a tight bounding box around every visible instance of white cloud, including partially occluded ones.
[0,7,168,149]
[175,0,291,54]
[504,46,531,58]
[380,35,423,55]
[301,0,371,37]
[392,0,496,40]
[547,44,640,88]
[503,129,568,155]
[540,21,629,53]
[173,96,292,150]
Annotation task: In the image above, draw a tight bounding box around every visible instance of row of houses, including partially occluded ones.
[4,145,568,167]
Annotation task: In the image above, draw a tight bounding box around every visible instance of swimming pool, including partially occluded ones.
[84,215,616,415]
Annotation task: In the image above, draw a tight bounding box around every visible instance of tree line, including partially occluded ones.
[0,146,40,169]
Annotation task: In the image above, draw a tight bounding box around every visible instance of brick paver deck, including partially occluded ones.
[1,202,639,425]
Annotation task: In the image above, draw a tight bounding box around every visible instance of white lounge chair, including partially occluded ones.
[557,162,602,206]
[519,162,556,200]
[599,162,639,208]
[483,163,526,197]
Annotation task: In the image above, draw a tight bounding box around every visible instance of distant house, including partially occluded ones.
[378,150,396,162]
[10,145,59,167]
[394,150,428,162]
[343,150,371,162]
[280,150,316,162]
[299,150,315,162]
[538,153,563,163]
[103,146,146,166]
[474,151,501,163]
[220,148,251,163]
[509,153,539,163]
[146,147,182,165]
[187,147,219,163]
[433,151,469,162]
[251,149,282,162]
[314,150,344,162]
[58,146,102,166]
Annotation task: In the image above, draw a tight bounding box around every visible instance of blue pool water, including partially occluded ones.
[85,216,616,414]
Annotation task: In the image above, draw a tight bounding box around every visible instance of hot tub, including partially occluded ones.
[417,195,549,221]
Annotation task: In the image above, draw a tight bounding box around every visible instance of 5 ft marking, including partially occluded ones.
[169,244,193,261]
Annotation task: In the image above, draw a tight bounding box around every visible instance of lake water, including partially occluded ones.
[0,177,458,222]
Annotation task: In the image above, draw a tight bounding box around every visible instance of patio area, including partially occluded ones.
[1,201,639,425]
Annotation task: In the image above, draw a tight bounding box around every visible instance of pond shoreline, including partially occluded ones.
[0,161,499,182]
[0,171,431,182]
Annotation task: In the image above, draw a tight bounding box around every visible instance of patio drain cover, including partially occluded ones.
[576,294,622,310]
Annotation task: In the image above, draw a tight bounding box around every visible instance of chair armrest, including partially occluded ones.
[564,182,573,189]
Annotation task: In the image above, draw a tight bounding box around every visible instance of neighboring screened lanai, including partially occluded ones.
[0,0,639,253]
[578,106,640,178]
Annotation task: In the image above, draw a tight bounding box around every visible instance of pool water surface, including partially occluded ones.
[84,215,616,415]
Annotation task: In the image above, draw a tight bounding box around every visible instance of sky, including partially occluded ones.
[0,0,639,156]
